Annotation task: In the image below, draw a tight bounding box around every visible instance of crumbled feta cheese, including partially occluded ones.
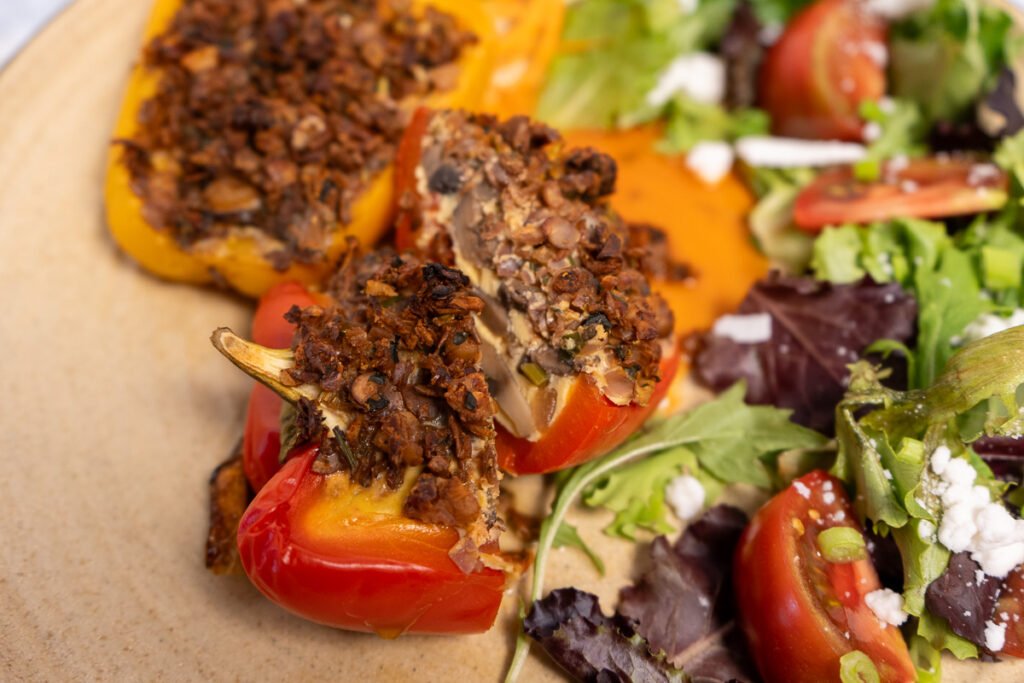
[986,620,1008,652]
[823,492,836,505]
[793,481,811,499]
[735,136,867,168]
[862,41,888,67]
[646,53,724,108]
[930,445,951,475]
[930,445,1024,578]
[686,141,735,185]
[863,122,882,142]
[958,310,1024,345]
[918,519,935,540]
[677,0,697,13]
[968,163,1001,186]
[883,469,894,480]
[759,23,783,46]
[666,474,705,521]
[865,589,908,627]
[712,313,772,344]
[866,0,935,19]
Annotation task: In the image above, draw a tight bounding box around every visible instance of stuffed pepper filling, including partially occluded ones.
[121,0,475,270]
[400,110,675,440]
[213,247,501,570]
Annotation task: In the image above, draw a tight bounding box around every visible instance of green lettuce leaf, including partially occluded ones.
[854,99,927,182]
[552,523,606,576]
[536,0,736,130]
[745,166,816,272]
[889,0,1019,123]
[833,329,1024,655]
[811,218,992,389]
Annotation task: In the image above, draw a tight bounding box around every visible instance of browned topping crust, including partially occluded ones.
[122,0,474,269]
[281,247,499,542]
[405,111,674,406]
[205,444,248,575]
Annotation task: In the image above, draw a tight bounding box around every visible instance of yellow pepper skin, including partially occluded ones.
[105,0,494,298]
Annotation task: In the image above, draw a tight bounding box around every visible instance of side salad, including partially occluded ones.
[507,0,1024,681]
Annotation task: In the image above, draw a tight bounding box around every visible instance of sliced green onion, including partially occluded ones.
[839,650,880,683]
[895,437,924,466]
[854,158,882,182]
[818,526,867,563]
[981,245,1022,290]
[519,361,549,387]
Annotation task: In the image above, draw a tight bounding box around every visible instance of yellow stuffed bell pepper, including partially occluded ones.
[106,0,494,298]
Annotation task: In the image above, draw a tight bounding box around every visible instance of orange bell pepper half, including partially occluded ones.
[105,0,494,298]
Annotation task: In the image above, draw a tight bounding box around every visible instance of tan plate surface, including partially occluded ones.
[2,0,1024,681]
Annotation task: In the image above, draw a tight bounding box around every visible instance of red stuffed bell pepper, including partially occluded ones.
[395,108,679,474]
[213,249,510,635]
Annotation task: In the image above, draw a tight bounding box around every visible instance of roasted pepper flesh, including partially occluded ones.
[106,0,494,297]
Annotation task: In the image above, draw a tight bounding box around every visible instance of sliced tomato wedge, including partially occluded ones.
[994,564,1024,657]
[237,445,507,635]
[793,158,1009,231]
[496,349,680,475]
[759,0,886,141]
[735,470,916,683]
[242,282,321,492]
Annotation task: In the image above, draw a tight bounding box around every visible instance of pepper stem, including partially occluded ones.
[210,327,319,405]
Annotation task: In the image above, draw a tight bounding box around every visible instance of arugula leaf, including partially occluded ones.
[583,447,698,539]
[584,385,822,540]
[889,0,1019,124]
[552,523,606,576]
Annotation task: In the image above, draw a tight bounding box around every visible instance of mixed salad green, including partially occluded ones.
[508,0,1024,681]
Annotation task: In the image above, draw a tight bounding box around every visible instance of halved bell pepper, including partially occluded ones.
[213,248,512,634]
[395,108,680,474]
[105,0,494,298]
[238,444,507,635]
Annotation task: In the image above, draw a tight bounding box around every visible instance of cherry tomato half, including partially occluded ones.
[793,158,1009,231]
[495,349,680,475]
[995,565,1024,657]
[759,0,886,141]
[735,470,915,683]
[237,445,507,635]
[242,282,320,492]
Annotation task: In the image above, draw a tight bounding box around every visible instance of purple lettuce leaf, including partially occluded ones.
[925,552,1002,652]
[973,436,1024,484]
[525,506,757,683]
[693,273,917,434]
[523,589,687,683]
